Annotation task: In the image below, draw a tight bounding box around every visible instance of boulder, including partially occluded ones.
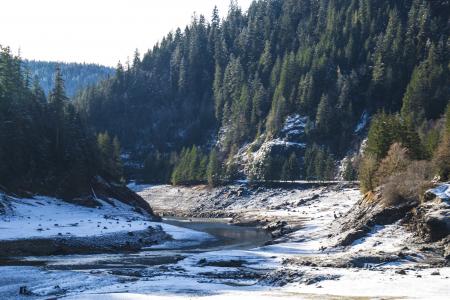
[410,184,450,242]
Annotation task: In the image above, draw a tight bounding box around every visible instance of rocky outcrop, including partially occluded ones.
[332,187,419,246]
[408,184,450,242]
[333,183,450,253]
[236,115,308,179]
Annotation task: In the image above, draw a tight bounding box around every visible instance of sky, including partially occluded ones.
[0,0,253,67]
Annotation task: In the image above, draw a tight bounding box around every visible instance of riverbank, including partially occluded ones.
[0,183,448,299]
[135,182,358,237]
[0,193,211,256]
[131,183,449,299]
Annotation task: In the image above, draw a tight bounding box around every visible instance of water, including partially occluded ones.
[161,217,272,251]
[2,218,272,271]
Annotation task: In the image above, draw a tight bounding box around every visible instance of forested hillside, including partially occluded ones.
[24,60,114,98]
[0,46,122,197]
[75,0,449,184]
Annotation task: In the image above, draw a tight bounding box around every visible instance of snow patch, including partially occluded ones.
[0,193,212,244]
[354,111,369,133]
[427,184,450,201]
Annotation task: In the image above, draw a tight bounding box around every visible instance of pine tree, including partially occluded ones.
[49,66,68,157]
[401,44,446,125]
[132,49,141,69]
[315,93,333,137]
[112,136,123,180]
[281,153,300,181]
[31,77,47,104]
[342,159,356,181]
[207,149,222,186]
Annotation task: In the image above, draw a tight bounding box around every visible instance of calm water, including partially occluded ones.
[2,218,272,270]
[162,217,272,251]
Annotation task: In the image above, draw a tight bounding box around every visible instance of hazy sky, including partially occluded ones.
[0,0,253,66]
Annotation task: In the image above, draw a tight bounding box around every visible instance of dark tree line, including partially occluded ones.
[75,0,449,184]
[23,60,114,98]
[0,46,122,198]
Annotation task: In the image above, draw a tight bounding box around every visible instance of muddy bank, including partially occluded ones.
[0,194,177,258]
[136,182,357,237]
[138,183,449,267]
[0,226,169,257]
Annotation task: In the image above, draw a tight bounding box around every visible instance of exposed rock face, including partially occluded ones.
[332,187,419,246]
[241,115,308,179]
[332,183,449,258]
[409,184,450,242]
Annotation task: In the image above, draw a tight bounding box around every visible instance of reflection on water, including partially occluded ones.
[162,217,272,251]
[3,218,272,270]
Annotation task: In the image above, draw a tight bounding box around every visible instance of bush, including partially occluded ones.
[358,154,378,193]
[374,143,410,186]
[382,160,434,206]
[433,133,450,180]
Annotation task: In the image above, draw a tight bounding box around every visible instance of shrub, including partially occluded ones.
[374,143,410,186]
[382,160,433,206]
[358,154,378,193]
[433,133,450,181]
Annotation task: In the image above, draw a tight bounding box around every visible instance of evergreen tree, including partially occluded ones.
[281,153,300,181]
[68,0,449,186]
[49,66,68,157]
[0,47,120,196]
[342,160,357,181]
[207,149,222,186]
[401,44,447,126]
[315,93,333,137]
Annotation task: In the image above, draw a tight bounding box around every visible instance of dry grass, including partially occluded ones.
[382,160,434,206]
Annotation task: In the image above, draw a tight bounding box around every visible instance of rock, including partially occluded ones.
[408,192,450,242]
[431,271,440,276]
[425,184,450,202]
[396,269,407,275]
[198,259,245,268]
[19,286,31,295]
[304,274,340,285]
[259,269,304,286]
[332,186,419,246]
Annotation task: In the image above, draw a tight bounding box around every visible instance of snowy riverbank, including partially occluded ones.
[0,193,213,256]
[0,183,448,299]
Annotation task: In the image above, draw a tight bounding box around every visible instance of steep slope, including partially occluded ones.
[76,0,449,181]
[0,46,151,214]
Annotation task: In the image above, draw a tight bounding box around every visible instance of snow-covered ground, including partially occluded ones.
[0,185,448,299]
[0,193,212,245]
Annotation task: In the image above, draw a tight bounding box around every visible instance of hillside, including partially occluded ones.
[23,60,114,98]
[0,46,128,200]
[75,0,449,183]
